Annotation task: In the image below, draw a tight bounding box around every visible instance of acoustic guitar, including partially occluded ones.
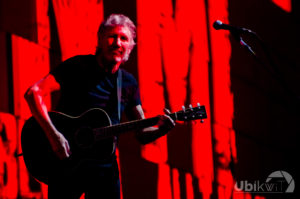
[21,105,207,184]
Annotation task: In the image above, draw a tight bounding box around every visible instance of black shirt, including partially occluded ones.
[51,54,141,124]
[50,54,141,157]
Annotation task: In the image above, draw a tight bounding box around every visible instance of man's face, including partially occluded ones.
[98,26,133,64]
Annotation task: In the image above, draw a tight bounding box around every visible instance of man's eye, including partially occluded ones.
[121,36,128,41]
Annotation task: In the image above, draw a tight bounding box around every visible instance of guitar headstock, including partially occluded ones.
[173,103,207,122]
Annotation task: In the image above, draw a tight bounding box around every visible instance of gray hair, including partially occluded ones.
[98,14,136,48]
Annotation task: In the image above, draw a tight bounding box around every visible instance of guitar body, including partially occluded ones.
[21,104,207,184]
[21,108,113,184]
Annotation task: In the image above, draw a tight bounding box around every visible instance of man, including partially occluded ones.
[24,14,175,199]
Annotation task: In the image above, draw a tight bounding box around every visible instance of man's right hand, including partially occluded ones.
[24,74,69,160]
[46,129,71,160]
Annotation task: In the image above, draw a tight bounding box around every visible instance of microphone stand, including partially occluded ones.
[230,28,300,113]
[230,29,256,57]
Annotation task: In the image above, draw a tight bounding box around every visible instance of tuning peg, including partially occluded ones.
[189,104,193,109]
[197,102,201,107]
[182,105,186,112]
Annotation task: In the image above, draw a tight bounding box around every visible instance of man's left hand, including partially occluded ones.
[157,108,175,132]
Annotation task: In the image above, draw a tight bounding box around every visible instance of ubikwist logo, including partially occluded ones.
[234,170,295,193]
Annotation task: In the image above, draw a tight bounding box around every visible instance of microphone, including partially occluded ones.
[213,20,252,34]
[213,20,256,56]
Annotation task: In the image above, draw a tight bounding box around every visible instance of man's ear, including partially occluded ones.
[129,41,136,52]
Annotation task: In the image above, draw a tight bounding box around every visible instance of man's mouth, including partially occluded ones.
[110,49,122,55]
[109,46,122,52]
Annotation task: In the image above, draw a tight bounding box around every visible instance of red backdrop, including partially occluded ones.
[0,0,297,199]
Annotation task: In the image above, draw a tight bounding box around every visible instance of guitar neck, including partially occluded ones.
[94,113,177,139]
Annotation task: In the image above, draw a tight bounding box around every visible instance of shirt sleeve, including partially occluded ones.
[123,70,142,110]
[131,81,142,107]
[50,56,82,88]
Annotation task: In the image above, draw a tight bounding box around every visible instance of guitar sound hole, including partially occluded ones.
[75,127,94,148]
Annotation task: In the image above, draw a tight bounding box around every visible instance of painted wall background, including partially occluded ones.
[0,0,298,199]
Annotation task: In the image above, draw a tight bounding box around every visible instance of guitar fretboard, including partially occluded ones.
[93,113,177,140]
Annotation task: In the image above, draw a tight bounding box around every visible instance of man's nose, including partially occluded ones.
[114,37,122,46]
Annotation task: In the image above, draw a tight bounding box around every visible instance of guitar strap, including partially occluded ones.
[111,69,122,155]
[117,69,122,122]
